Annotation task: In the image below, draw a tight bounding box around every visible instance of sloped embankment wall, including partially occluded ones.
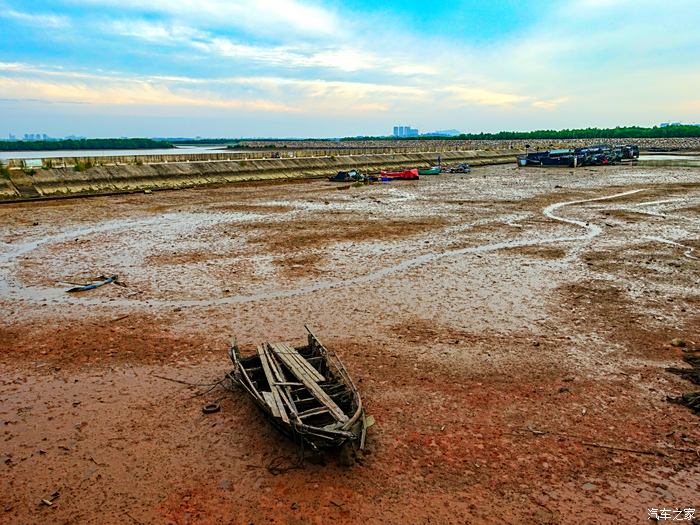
[1,150,516,201]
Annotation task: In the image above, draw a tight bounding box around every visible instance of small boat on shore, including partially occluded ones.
[229,326,370,455]
[378,168,419,180]
[444,163,471,173]
[418,166,441,175]
[328,170,366,182]
[518,143,639,167]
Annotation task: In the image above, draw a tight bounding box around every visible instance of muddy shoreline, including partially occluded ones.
[0,150,515,202]
[1,164,699,524]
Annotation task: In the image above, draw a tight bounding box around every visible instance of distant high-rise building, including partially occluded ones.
[392,125,420,138]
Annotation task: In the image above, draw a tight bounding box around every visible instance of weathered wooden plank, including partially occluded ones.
[257,345,288,422]
[263,345,287,384]
[270,343,348,423]
[244,357,324,376]
[274,342,326,383]
[298,406,331,419]
[270,386,289,424]
[257,345,276,389]
[261,391,280,418]
[263,345,300,422]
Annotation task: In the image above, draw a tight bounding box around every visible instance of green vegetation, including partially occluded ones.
[342,125,700,141]
[0,163,9,179]
[73,160,94,172]
[229,143,285,149]
[0,138,173,151]
[171,138,234,145]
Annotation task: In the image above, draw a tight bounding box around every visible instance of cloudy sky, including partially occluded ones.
[0,0,698,138]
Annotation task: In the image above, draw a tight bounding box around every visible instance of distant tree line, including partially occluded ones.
[342,125,700,141]
[169,138,233,145]
[0,138,174,151]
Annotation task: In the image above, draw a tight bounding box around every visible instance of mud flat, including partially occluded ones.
[1,164,699,524]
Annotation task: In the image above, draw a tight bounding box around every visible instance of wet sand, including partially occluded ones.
[1,164,699,524]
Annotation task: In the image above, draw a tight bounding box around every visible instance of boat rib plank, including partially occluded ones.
[261,391,280,418]
[275,342,325,382]
[257,345,288,422]
[270,343,348,423]
[263,345,299,421]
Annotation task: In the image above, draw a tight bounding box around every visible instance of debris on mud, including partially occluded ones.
[668,355,700,415]
[65,274,118,293]
[40,490,60,507]
[669,393,700,414]
[668,355,700,386]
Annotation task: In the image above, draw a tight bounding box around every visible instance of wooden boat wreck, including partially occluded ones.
[229,327,371,454]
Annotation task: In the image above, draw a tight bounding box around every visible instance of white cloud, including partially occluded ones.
[73,0,340,39]
[0,75,297,112]
[390,64,437,76]
[531,97,570,110]
[1,8,68,28]
[444,85,530,107]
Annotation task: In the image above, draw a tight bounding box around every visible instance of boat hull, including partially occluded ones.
[379,168,420,180]
[229,327,368,454]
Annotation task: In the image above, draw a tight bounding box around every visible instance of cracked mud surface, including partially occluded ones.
[1,164,699,524]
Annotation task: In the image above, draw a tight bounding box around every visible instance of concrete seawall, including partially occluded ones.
[0,150,516,201]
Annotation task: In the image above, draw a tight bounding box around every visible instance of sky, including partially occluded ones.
[0,0,699,138]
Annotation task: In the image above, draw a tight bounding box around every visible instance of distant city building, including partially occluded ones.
[8,134,16,141]
[660,123,669,127]
[392,125,419,138]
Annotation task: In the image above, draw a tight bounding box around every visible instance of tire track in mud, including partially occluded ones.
[0,189,647,308]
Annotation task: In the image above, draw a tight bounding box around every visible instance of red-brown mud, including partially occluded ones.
[1,164,699,524]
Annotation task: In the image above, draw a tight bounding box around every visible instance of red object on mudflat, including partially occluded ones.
[379,168,420,180]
